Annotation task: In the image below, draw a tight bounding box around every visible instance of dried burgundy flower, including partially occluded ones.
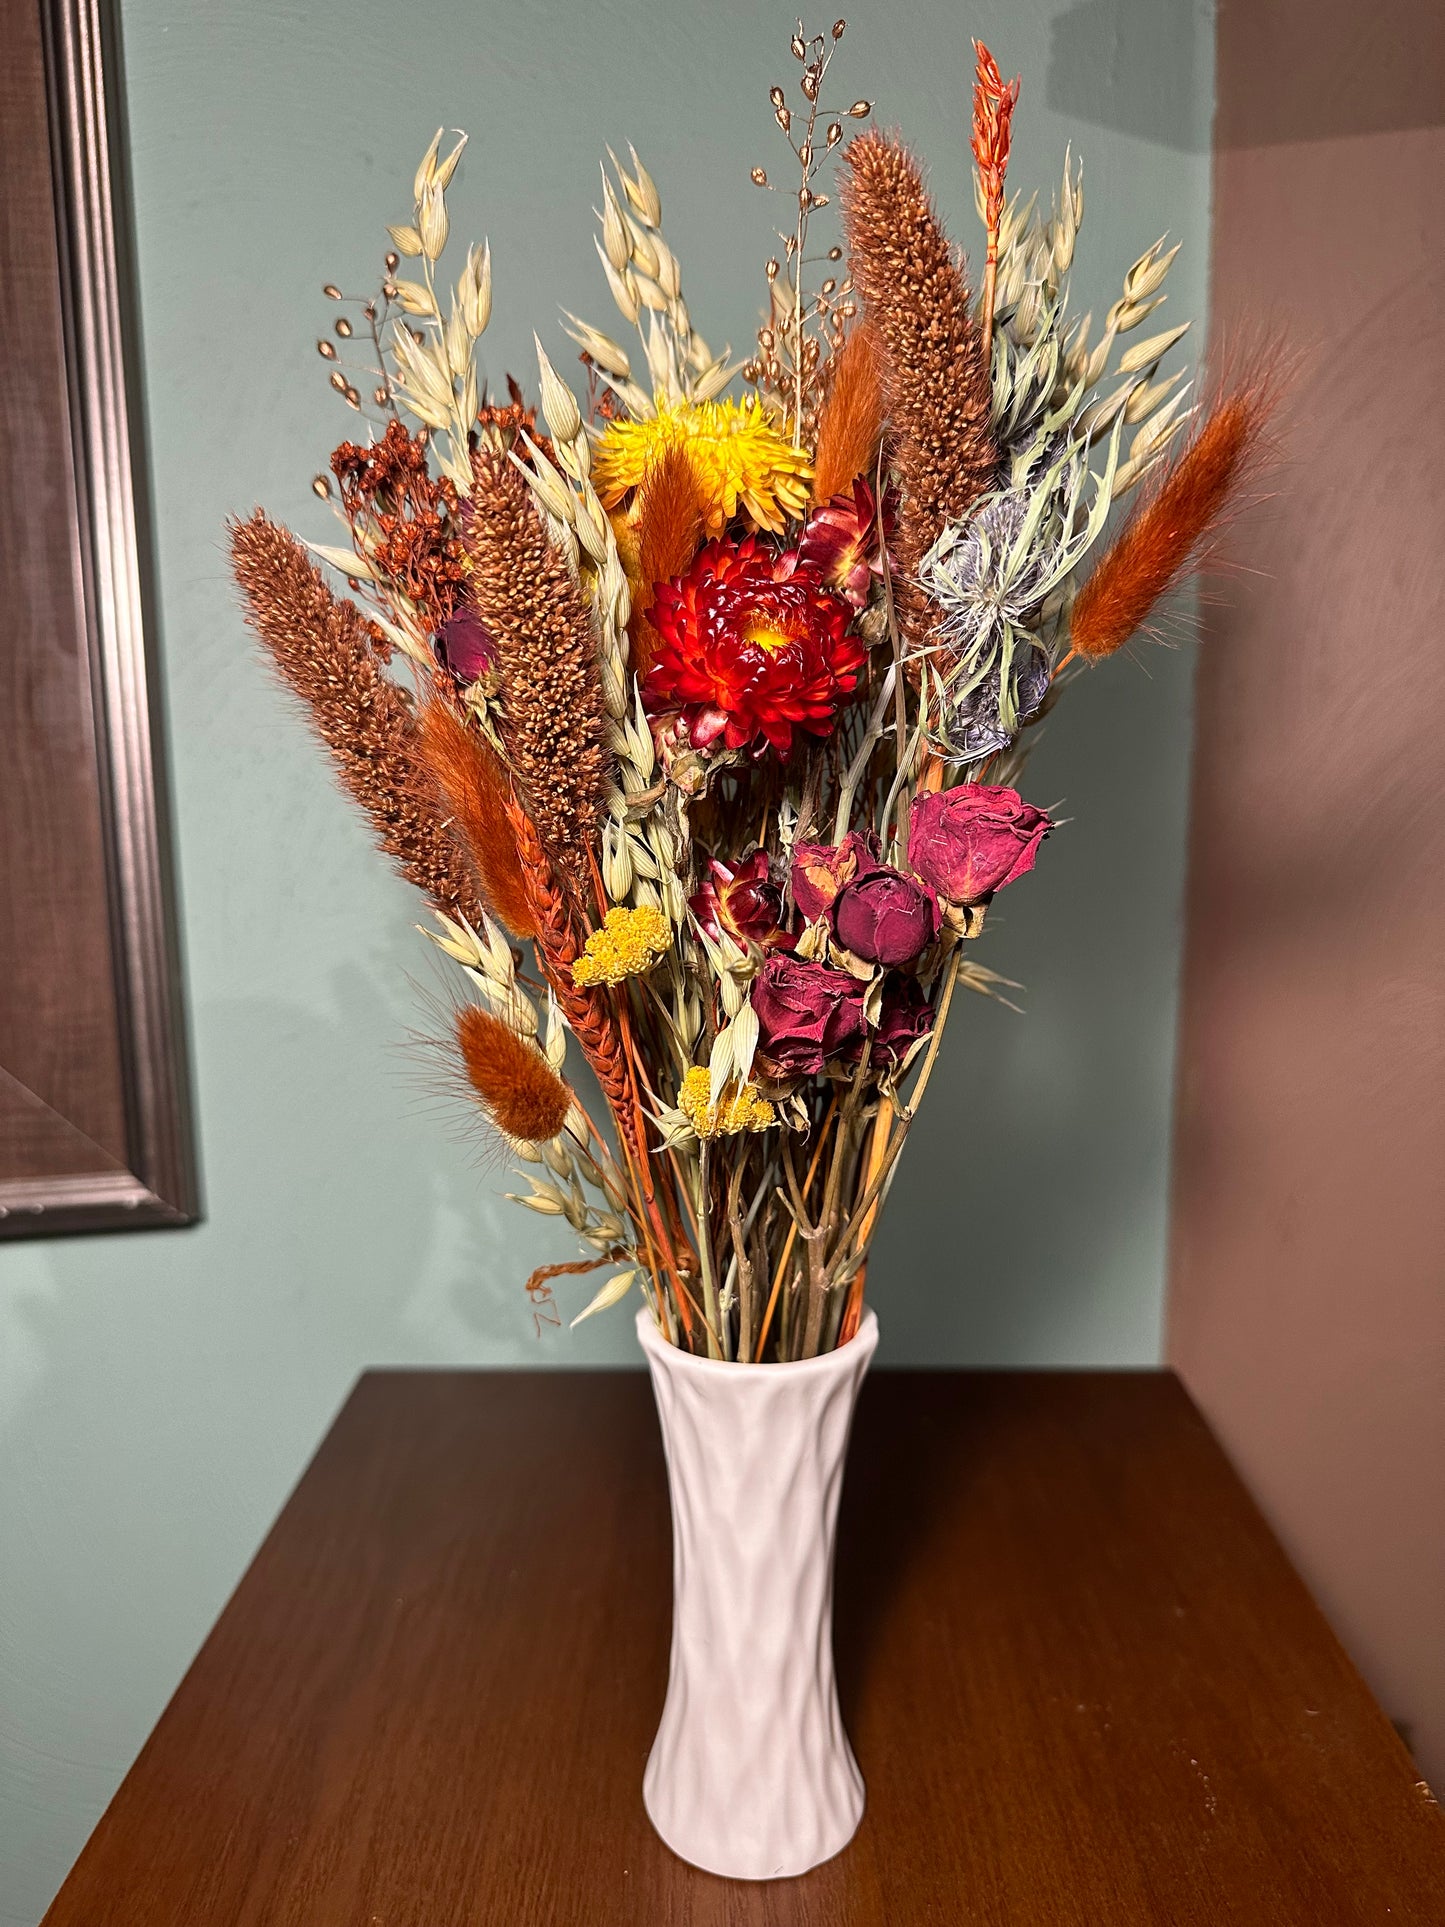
[751,953,867,1076]
[796,477,895,609]
[831,865,939,966]
[435,606,495,685]
[690,850,788,949]
[868,975,934,1065]
[908,783,1051,904]
[790,830,879,922]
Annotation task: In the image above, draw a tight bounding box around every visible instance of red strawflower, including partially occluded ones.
[797,478,896,610]
[644,536,864,757]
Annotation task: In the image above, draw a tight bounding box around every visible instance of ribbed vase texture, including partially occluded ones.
[637,1306,879,1880]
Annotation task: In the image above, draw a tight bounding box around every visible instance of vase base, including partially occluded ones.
[643,1769,864,1881]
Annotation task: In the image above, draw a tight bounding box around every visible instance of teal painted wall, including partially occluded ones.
[0,1,1212,1917]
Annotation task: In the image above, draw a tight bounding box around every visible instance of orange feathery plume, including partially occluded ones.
[630,445,706,678]
[455,1004,571,1143]
[416,701,536,938]
[971,42,1021,356]
[1070,375,1276,661]
[811,321,886,505]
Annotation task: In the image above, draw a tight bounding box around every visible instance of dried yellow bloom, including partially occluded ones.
[592,399,813,538]
[678,1066,776,1138]
[571,905,672,986]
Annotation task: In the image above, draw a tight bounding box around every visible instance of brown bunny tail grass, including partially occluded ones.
[455,1004,572,1142]
[228,511,486,925]
[416,700,536,938]
[811,321,886,506]
[630,444,706,678]
[1070,373,1277,661]
[840,131,997,640]
[465,446,612,901]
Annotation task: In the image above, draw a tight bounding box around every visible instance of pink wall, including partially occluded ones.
[1169,0,1445,1784]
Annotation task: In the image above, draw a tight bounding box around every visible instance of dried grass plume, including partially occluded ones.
[416,700,536,938]
[228,510,485,924]
[840,130,998,638]
[455,1004,571,1142]
[1070,367,1279,661]
[811,321,886,505]
[465,447,612,901]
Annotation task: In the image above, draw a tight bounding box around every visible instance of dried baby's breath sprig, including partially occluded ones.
[228,511,485,925]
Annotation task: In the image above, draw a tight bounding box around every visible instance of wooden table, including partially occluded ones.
[43,1369,1445,1925]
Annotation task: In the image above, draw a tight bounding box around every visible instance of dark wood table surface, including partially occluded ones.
[43,1368,1445,1925]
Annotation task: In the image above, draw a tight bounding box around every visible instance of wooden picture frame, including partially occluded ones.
[0,0,197,1236]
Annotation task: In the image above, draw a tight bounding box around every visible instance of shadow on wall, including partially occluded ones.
[870,624,1196,1365]
[1046,0,1211,152]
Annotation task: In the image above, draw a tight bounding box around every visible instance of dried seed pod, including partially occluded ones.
[384,250,399,273]
[311,475,331,498]
[827,122,843,147]
[791,32,806,57]
[323,283,343,300]
[751,167,768,186]
[317,339,337,359]
[335,317,353,338]
[769,85,785,108]
[848,99,871,116]
[832,17,846,37]
[328,369,347,392]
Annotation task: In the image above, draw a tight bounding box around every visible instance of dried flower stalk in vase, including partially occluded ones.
[229,18,1274,1360]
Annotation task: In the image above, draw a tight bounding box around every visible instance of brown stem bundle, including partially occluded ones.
[416,700,535,938]
[1069,376,1275,661]
[455,1004,572,1142]
[839,130,998,644]
[465,448,612,902]
[811,320,886,506]
[228,510,485,924]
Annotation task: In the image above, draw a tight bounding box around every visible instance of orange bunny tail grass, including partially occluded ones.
[1070,370,1279,662]
[465,447,612,902]
[228,511,486,926]
[811,321,886,506]
[631,444,706,678]
[416,700,536,939]
[840,130,997,641]
[455,1004,572,1143]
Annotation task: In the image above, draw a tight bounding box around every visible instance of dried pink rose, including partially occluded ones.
[907,783,1050,904]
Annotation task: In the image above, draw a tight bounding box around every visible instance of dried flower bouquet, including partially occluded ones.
[232,23,1269,1363]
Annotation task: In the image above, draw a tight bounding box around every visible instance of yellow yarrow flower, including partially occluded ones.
[571,905,672,987]
[678,1066,776,1139]
[591,399,813,538]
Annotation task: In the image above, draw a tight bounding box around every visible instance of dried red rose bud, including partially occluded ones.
[790,830,878,922]
[831,866,940,967]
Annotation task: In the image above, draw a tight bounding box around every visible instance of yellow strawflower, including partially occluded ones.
[678,1066,776,1139]
[592,399,813,537]
[571,905,672,986]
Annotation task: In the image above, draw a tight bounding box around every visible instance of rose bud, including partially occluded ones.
[790,829,879,922]
[751,953,867,1076]
[831,865,940,967]
[690,850,788,949]
[907,783,1051,905]
[434,606,494,685]
[869,975,934,1066]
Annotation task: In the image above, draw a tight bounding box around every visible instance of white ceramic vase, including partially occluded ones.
[636,1304,880,1880]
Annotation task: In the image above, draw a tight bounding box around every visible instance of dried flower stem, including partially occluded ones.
[971,41,1021,359]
